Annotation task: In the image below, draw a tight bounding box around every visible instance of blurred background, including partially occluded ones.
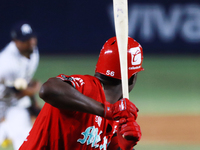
[0,0,200,150]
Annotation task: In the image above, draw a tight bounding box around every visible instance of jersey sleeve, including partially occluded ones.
[56,74,85,92]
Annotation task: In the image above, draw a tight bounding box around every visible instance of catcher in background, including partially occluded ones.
[20,37,144,150]
[0,21,41,150]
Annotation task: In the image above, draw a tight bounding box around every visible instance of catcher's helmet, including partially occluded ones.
[95,37,144,80]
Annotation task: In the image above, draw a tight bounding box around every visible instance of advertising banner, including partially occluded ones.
[0,0,199,54]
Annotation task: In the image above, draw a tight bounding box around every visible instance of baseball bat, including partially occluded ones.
[113,0,129,99]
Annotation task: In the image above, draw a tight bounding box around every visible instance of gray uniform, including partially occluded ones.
[0,41,39,149]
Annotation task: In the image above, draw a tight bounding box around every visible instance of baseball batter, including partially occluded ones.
[0,21,41,150]
[19,37,144,150]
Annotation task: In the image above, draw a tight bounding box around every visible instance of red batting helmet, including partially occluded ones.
[95,37,144,80]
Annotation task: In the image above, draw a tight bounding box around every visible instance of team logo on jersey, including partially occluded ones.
[77,126,107,150]
[73,77,85,86]
[129,46,142,70]
[61,75,73,81]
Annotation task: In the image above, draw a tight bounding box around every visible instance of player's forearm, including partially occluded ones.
[39,77,104,117]
[20,87,38,96]
[18,81,41,97]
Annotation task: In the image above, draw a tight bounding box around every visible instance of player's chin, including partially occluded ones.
[28,48,34,54]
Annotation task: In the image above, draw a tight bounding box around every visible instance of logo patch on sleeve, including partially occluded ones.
[61,75,73,81]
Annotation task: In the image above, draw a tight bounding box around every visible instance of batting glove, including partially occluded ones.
[104,98,138,120]
[117,117,141,150]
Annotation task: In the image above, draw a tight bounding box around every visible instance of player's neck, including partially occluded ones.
[103,83,122,104]
[94,73,123,103]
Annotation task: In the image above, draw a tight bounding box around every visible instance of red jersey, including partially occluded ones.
[19,74,117,150]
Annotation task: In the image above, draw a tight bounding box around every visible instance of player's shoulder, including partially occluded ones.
[56,74,100,89]
[1,41,16,52]
[62,74,96,81]
[57,74,95,83]
[0,53,16,68]
[71,74,99,85]
[0,42,18,58]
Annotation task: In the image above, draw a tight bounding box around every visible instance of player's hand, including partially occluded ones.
[117,117,141,150]
[104,98,138,120]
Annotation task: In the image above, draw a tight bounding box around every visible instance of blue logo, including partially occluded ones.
[77,126,107,150]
